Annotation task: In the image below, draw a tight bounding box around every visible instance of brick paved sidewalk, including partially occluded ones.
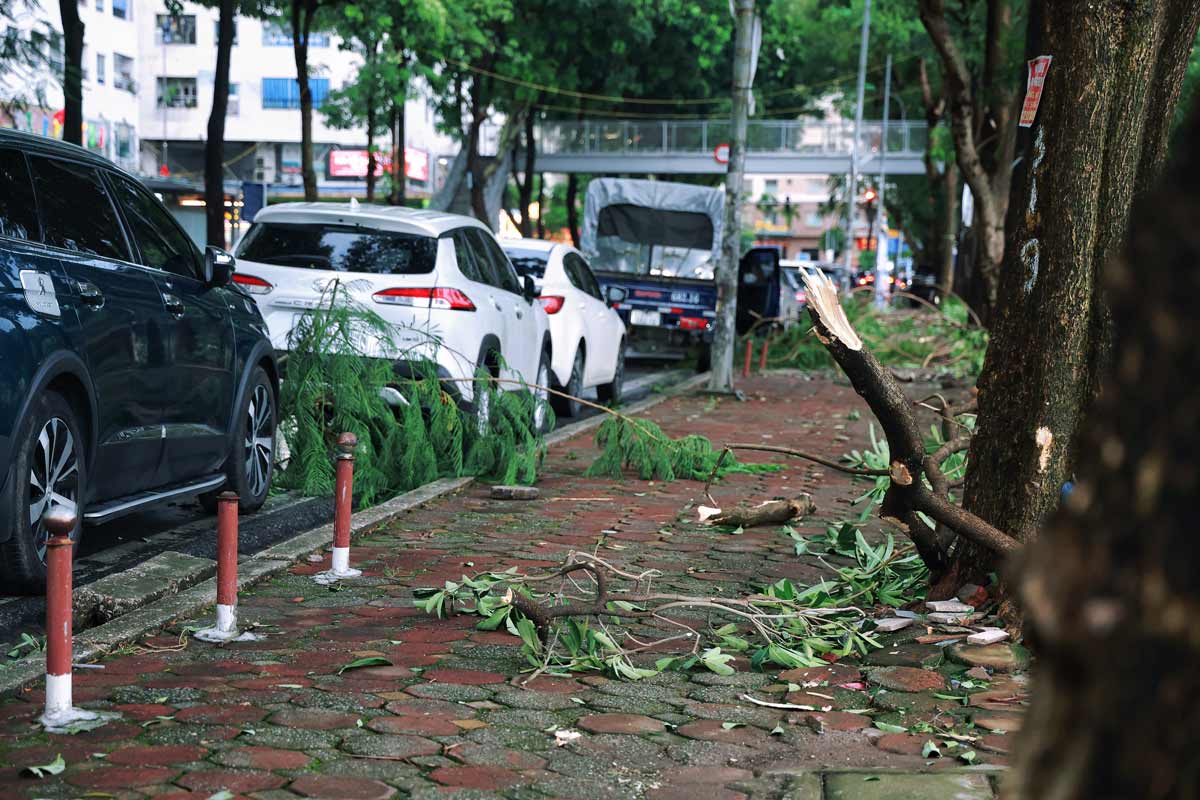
[0,373,1027,799]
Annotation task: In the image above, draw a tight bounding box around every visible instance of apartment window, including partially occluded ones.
[764,179,779,196]
[213,18,238,44]
[113,53,134,91]
[261,21,328,47]
[157,14,196,44]
[157,76,198,108]
[805,210,823,227]
[111,0,129,20]
[262,77,329,109]
[227,83,239,116]
[95,52,105,84]
[94,0,102,10]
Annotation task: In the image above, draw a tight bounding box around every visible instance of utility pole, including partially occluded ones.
[842,0,871,291]
[873,53,892,310]
[709,0,756,393]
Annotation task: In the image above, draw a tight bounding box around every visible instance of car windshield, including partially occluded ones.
[236,222,437,274]
[503,247,550,279]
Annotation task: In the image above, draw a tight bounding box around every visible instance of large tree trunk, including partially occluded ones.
[951,0,1200,596]
[205,0,235,247]
[365,93,376,203]
[517,111,536,237]
[710,0,755,393]
[1005,85,1200,800]
[466,77,488,223]
[566,173,580,247]
[937,160,958,298]
[390,86,406,206]
[58,0,83,147]
[292,0,318,202]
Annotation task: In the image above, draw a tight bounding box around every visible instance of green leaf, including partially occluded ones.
[873,722,908,734]
[700,647,736,676]
[207,792,236,800]
[730,525,744,535]
[770,724,785,735]
[958,749,978,765]
[337,656,392,674]
[22,754,66,778]
[476,608,510,631]
[720,722,744,730]
[922,740,941,758]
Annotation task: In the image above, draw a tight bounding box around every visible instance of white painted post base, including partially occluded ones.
[312,546,361,585]
[39,673,119,732]
[194,603,241,642]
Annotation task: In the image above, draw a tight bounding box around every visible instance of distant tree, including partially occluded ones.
[0,0,58,120]
[57,0,82,146]
[287,0,345,201]
[205,0,236,246]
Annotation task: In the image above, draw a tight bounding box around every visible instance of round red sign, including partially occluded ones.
[713,143,730,164]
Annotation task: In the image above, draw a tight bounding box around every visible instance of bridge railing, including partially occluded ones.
[535,119,928,159]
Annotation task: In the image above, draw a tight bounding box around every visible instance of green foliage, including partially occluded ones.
[773,295,988,377]
[278,284,548,504]
[585,416,779,482]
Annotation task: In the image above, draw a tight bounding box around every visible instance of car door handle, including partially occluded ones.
[514,307,524,319]
[490,297,502,311]
[162,292,186,317]
[77,280,104,307]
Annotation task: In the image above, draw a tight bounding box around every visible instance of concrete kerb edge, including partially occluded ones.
[0,371,710,698]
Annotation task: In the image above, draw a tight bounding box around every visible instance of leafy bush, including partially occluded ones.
[586,415,780,482]
[770,294,988,376]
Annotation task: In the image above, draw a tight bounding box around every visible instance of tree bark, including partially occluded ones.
[365,91,376,203]
[709,0,755,393]
[58,0,83,147]
[466,74,488,223]
[205,0,235,247]
[536,173,546,239]
[1005,83,1200,800]
[292,0,318,202]
[390,85,406,206]
[517,110,536,237]
[952,0,1200,596]
[938,160,958,298]
[566,173,580,247]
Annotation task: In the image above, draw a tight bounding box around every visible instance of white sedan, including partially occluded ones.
[502,239,628,416]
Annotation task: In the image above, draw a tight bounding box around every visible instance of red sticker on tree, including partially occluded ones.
[1019,55,1053,128]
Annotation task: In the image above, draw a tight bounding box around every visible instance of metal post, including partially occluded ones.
[758,337,770,370]
[316,432,361,583]
[843,0,872,291]
[40,506,111,731]
[743,338,754,378]
[873,54,892,311]
[195,492,243,642]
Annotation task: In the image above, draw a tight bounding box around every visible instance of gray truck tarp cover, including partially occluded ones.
[580,178,725,280]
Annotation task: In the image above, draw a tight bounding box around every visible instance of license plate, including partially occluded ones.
[630,310,662,327]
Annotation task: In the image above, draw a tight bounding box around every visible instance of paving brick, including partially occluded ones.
[825,773,994,800]
[290,774,397,799]
[428,765,522,789]
[175,769,289,793]
[868,666,947,692]
[423,668,507,685]
[213,746,313,770]
[577,713,666,734]
[175,704,268,725]
[874,733,928,755]
[65,765,179,788]
[107,745,208,765]
[268,708,362,730]
[367,715,462,736]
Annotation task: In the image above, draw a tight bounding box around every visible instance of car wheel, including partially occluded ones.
[597,341,625,405]
[204,367,275,514]
[0,392,85,593]
[532,349,552,434]
[551,347,584,418]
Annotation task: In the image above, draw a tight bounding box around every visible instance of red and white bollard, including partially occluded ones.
[314,433,361,584]
[195,492,245,643]
[39,506,111,731]
[758,338,771,370]
[742,339,754,378]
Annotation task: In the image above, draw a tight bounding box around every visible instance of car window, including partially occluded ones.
[29,157,129,261]
[237,222,437,275]
[0,149,39,242]
[109,174,202,279]
[450,229,486,283]
[503,246,549,280]
[566,253,603,300]
[469,228,522,295]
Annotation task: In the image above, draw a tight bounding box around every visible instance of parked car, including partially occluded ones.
[0,130,279,592]
[232,203,552,430]
[502,239,628,417]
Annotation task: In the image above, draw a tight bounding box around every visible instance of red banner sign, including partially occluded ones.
[327,147,430,181]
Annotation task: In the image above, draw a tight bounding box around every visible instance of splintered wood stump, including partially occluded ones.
[490,485,540,501]
[709,495,815,528]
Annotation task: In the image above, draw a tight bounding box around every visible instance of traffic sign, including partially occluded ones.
[713,143,730,164]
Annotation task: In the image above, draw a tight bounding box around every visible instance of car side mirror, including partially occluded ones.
[204,246,235,287]
[522,275,537,303]
[605,286,629,304]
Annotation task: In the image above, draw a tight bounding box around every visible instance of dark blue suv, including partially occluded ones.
[0,130,279,592]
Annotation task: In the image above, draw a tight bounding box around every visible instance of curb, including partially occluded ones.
[0,370,710,698]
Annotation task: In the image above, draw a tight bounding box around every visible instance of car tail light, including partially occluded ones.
[373,287,476,311]
[538,295,565,314]
[232,273,273,295]
[678,316,709,331]
[858,277,869,286]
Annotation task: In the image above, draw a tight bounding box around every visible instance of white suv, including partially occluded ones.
[502,239,628,417]
[233,203,552,428]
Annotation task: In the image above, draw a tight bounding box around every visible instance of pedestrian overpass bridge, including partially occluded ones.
[514,119,928,175]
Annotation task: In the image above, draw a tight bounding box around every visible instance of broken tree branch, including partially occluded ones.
[724,442,889,477]
[708,495,816,528]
